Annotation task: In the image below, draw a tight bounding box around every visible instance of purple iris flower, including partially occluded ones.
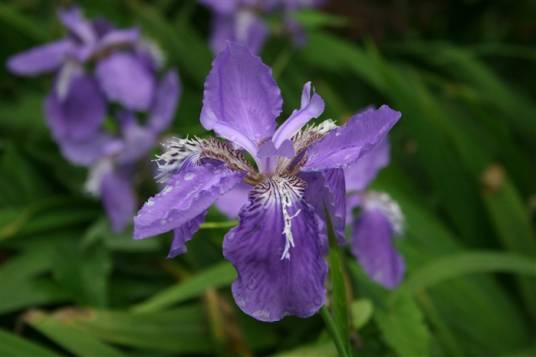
[201,0,326,54]
[7,7,180,232]
[134,43,400,321]
[344,140,406,289]
[7,7,166,146]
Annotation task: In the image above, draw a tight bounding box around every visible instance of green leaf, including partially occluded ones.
[25,310,125,357]
[321,210,351,357]
[0,329,58,357]
[51,306,215,354]
[401,252,536,293]
[375,292,430,357]
[0,278,68,315]
[132,262,236,313]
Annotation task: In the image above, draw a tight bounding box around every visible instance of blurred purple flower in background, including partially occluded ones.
[200,0,326,54]
[345,140,406,289]
[7,7,180,232]
[133,43,400,321]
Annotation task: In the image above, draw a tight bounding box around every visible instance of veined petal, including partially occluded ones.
[58,7,96,44]
[134,163,244,239]
[272,81,325,149]
[302,105,400,171]
[7,40,73,76]
[168,211,208,258]
[302,169,346,245]
[148,70,180,134]
[95,52,155,111]
[200,43,282,155]
[345,140,390,193]
[223,176,327,322]
[351,208,405,289]
[45,73,106,141]
[100,167,136,233]
[215,183,251,218]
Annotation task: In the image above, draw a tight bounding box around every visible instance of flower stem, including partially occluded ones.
[321,307,350,357]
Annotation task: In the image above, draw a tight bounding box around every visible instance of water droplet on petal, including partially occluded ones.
[162,186,172,195]
[184,172,195,181]
[146,199,154,207]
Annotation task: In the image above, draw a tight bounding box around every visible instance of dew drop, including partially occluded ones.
[146,199,154,207]
[184,172,195,181]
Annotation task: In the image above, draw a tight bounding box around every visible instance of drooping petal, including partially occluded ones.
[345,140,390,193]
[351,208,405,289]
[302,105,400,171]
[134,163,244,240]
[44,73,106,141]
[59,133,122,166]
[7,40,73,76]
[223,176,327,322]
[272,82,325,149]
[58,7,96,44]
[100,167,136,233]
[302,169,346,245]
[215,183,251,218]
[95,52,155,111]
[168,211,208,258]
[147,70,180,134]
[200,42,282,155]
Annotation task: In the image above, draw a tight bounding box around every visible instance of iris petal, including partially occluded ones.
[7,40,73,76]
[134,163,244,239]
[272,82,325,149]
[101,167,136,233]
[168,211,208,258]
[95,52,155,111]
[201,42,282,156]
[303,105,400,171]
[223,176,327,322]
[344,140,390,193]
[351,208,405,289]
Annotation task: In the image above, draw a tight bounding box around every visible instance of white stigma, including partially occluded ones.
[275,177,303,260]
[364,191,405,235]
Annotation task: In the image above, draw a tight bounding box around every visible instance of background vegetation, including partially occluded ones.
[1,0,535,356]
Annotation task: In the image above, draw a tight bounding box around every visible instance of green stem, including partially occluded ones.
[321,307,350,357]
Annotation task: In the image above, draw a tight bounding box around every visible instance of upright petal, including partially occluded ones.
[351,208,405,289]
[302,105,400,171]
[302,169,346,245]
[95,52,155,111]
[272,82,325,149]
[200,0,241,14]
[345,140,390,193]
[7,40,73,76]
[215,183,251,218]
[201,43,282,155]
[100,167,136,232]
[97,28,140,51]
[224,176,327,322]
[235,10,268,55]
[168,211,208,258]
[209,15,236,54]
[58,7,96,44]
[147,70,180,134]
[134,163,244,239]
[45,73,106,141]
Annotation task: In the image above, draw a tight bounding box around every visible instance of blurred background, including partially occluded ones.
[1,0,535,356]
